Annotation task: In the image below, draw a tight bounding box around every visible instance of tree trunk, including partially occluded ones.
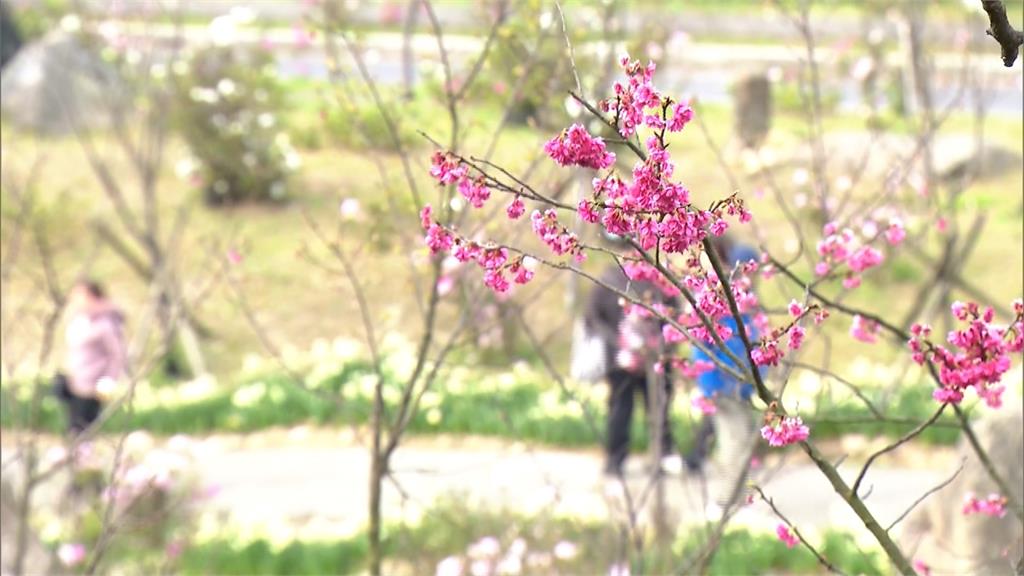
[401,0,420,101]
[367,377,386,576]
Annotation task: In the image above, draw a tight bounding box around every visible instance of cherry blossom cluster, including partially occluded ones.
[598,56,696,139]
[775,524,799,548]
[430,151,490,208]
[600,57,662,137]
[761,410,811,447]
[815,221,893,289]
[420,206,537,294]
[421,55,756,297]
[543,123,616,170]
[531,209,585,262]
[961,492,1008,518]
[909,299,1023,406]
[669,358,715,379]
[748,301,824,367]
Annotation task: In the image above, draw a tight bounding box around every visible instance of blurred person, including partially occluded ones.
[582,235,681,477]
[683,236,763,513]
[59,279,126,435]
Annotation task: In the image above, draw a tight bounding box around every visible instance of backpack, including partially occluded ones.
[570,318,606,383]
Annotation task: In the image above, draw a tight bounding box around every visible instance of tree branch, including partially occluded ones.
[981,0,1023,67]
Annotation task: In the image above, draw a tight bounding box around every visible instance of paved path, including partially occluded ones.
[192,432,953,536]
[0,430,957,537]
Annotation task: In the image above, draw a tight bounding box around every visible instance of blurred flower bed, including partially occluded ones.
[167,496,884,575]
[0,334,999,448]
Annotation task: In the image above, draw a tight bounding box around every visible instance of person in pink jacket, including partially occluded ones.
[62,280,126,434]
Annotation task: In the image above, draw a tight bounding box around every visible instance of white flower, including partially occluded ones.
[188,87,219,104]
[57,543,86,567]
[217,78,237,96]
[538,10,553,30]
[172,60,190,76]
[861,220,878,237]
[507,538,527,558]
[124,430,155,454]
[257,112,276,128]
[175,157,198,179]
[496,555,522,575]
[60,15,81,33]
[209,15,240,47]
[608,562,631,576]
[339,198,361,220]
[43,446,68,467]
[436,556,463,576]
[850,56,874,82]
[553,541,578,560]
[97,21,120,42]
[470,560,490,576]
[150,63,167,80]
[284,151,302,170]
[468,536,501,559]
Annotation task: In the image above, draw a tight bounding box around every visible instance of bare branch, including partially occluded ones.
[981,0,1023,66]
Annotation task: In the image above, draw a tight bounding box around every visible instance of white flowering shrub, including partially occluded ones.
[174,45,296,205]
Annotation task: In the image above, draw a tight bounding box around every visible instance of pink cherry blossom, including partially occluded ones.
[962,493,1008,517]
[692,395,717,415]
[667,101,694,132]
[437,275,455,296]
[848,246,883,273]
[910,300,1022,406]
[58,543,87,567]
[457,176,491,208]
[420,205,433,229]
[775,524,798,548]
[814,308,830,324]
[604,56,662,138]
[429,151,467,185]
[506,196,525,220]
[544,124,616,170]
[788,300,804,317]
[752,340,783,366]
[913,559,931,576]
[886,218,906,245]
[788,325,806,350]
[425,224,453,254]
[761,415,810,447]
[850,315,879,344]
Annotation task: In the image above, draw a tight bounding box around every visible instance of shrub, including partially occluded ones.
[174,45,297,206]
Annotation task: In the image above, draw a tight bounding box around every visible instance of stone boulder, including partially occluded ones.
[733,73,772,149]
[0,30,124,135]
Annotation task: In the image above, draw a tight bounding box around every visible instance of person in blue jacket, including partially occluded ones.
[684,236,762,474]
